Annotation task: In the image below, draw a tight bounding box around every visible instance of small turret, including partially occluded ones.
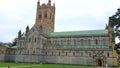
[105,24,108,29]
[53,3,55,7]
[37,0,40,8]
[47,0,51,6]
[25,25,29,36]
[18,30,22,39]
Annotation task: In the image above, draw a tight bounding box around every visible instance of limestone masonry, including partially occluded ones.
[0,0,118,66]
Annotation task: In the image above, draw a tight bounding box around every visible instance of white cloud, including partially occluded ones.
[0,0,120,42]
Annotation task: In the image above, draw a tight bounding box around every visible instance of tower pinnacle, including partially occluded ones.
[48,0,51,6]
[105,24,108,29]
[53,3,55,7]
[37,0,40,6]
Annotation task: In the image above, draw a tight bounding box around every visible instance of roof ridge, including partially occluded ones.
[52,29,107,33]
[50,29,108,37]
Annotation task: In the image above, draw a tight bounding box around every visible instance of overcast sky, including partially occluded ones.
[0,0,120,42]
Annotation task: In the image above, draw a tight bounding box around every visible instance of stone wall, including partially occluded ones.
[0,52,114,66]
[0,54,5,62]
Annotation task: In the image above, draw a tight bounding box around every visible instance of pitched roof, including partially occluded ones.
[56,45,111,49]
[11,45,18,49]
[50,29,108,37]
[4,45,10,48]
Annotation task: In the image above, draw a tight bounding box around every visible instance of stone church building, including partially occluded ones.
[0,0,118,66]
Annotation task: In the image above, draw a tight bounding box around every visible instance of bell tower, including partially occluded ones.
[35,0,55,35]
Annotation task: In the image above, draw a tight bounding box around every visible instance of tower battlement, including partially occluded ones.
[37,0,55,8]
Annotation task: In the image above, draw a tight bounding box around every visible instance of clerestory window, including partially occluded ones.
[44,13,47,18]
[39,14,41,19]
[95,39,98,45]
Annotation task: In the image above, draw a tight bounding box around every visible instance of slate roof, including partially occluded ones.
[11,45,18,49]
[50,29,108,37]
[56,45,111,49]
[2,44,19,49]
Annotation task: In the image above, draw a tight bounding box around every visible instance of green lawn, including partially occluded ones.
[0,62,28,67]
[23,64,94,68]
[0,62,94,68]
[0,62,119,68]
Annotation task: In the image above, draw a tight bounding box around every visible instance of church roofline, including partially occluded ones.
[49,29,108,37]
[56,45,111,49]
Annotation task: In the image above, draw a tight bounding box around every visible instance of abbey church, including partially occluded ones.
[0,0,118,66]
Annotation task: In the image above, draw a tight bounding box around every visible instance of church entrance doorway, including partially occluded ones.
[93,51,106,66]
[98,59,102,66]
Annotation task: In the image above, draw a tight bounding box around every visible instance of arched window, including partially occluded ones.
[44,13,47,18]
[35,38,36,43]
[95,39,98,45]
[45,52,47,55]
[88,39,91,45]
[89,52,91,57]
[29,38,31,43]
[77,40,80,45]
[39,26,42,34]
[107,52,109,57]
[55,40,57,44]
[27,50,29,54]
[67,40,70,45]
[66,52,67,56]
[81,52,83,56]
[61,40,63,45]
[49,40,51,44]
[103,39,106,45]
[59,52,60,56]
[74,40,77,45]
[81,39,83,45]
[50,13,52,19]
[73,52,75,56]
[39,14,41,19]
[53,40,54,44]
[33,50,35,54]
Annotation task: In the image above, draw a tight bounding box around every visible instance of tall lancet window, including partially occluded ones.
[44,12,47,18]
[39,12,42,19]
[74,40,77,45]
[88,39,91,45]
[103,39,106,45]
[81,39,83,45]
[35,38,36,43]
[95,39,98,45]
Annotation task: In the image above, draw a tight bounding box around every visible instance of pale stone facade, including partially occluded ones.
[0,0,118,67]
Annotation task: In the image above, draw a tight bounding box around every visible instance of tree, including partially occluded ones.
[109,8,120,54]
[12,38,17,46]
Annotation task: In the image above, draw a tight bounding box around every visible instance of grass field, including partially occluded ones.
[23,65,94,68]
[0,62,94,68]
[0,62,119,68]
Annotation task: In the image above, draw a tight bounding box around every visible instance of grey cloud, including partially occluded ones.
[0,0,120,42]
